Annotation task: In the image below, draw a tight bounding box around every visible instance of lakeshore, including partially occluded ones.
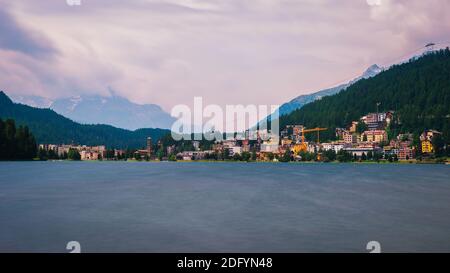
[10,156,450,165]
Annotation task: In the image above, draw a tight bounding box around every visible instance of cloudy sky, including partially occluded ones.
[0,0,449,111]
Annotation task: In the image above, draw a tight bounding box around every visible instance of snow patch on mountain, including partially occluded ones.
[11,94,175,130]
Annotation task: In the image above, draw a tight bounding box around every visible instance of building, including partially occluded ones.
[260,140,279,153]
[398,147,414,160]
[343,131,357,144]
[364,113,379,124]
[419,130,442,154]
[385,111,394,125]
[114,149,125,158]
[362,112,392,131]
[335,128,347,140]
[349,121,358,133]
[281,138,293,147]
[363,130,387,143]
[322,142,349,153]
[166,145,176,155]
[383,146,399,156]
[241,139,250,152]
[420,129,442,142]
[280,128,289,138]
[343,146,383,157]
[307,143,319,154]
[38,144,107,160]
[421,140,433,154]
[57,144,72,157]
[80,150,100,160]
[38,144,59,152]
[212,142,224,153]
[227,146,243,156]
[285,125,304,142]
[176,151,213,160]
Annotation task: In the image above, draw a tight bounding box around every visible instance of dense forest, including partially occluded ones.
[0,118,37,160]
[0,91,169,149]
[280,49,450,143]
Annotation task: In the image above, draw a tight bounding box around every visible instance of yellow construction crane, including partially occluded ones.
[292,127,327,155]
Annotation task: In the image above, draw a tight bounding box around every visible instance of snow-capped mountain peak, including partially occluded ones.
[10,95,54,109]
[361,64,382,79]
[67,96,83,111]
[11,94,175,130]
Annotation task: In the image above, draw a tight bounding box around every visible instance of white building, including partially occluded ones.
[343,147,382,157]
[322,143,349,153]
[260,141,279,153]
[228,146,243,156]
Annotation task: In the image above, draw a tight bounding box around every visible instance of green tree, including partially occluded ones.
[223,148,230,160]
[156,148,164,161]
[232,153,242,161]
[105,149,115,159]
[323,149,337,162]
[0,118,37,160]
[241,151,251,162]
[38,148,48,161]
[48,149,58,159]
[336,150,352,162]
[374,152,382,162]
[361,152,367,161]
[432,134,445,157]
[356,121,368,134]
[67,148,81,160]
[279,149,292,162]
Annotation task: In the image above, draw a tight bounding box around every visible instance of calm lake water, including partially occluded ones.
[0,161,449,253]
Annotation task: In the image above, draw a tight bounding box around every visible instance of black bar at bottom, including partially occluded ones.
[1,253,447,272]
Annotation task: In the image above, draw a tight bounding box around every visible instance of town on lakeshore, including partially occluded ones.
[34,109,448,164]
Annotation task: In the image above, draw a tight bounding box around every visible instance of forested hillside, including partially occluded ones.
[280,49,450,143]
[0,91,169,149]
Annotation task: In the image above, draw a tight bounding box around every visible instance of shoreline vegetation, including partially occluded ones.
[1,117,449,165]
[2,157,448,165]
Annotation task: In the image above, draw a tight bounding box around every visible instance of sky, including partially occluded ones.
[0,0,449,112]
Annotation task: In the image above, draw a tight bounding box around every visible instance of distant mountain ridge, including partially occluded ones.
[11,94,175,130]
[0,91,169,149]
[278,64,382,116]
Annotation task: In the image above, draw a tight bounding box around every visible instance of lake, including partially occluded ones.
[0,161,449,252]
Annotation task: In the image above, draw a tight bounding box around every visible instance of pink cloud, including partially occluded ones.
[0,0,449,111]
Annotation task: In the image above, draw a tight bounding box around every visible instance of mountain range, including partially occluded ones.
[280,48,450,142]
[11,94,175,130]
[278,64,383,116]
[11,64,382,131]
[0,91,169,149]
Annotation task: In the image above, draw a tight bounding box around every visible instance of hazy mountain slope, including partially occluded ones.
[11,94,175,130]
[278,64,382,116]
[1,91,169,149]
